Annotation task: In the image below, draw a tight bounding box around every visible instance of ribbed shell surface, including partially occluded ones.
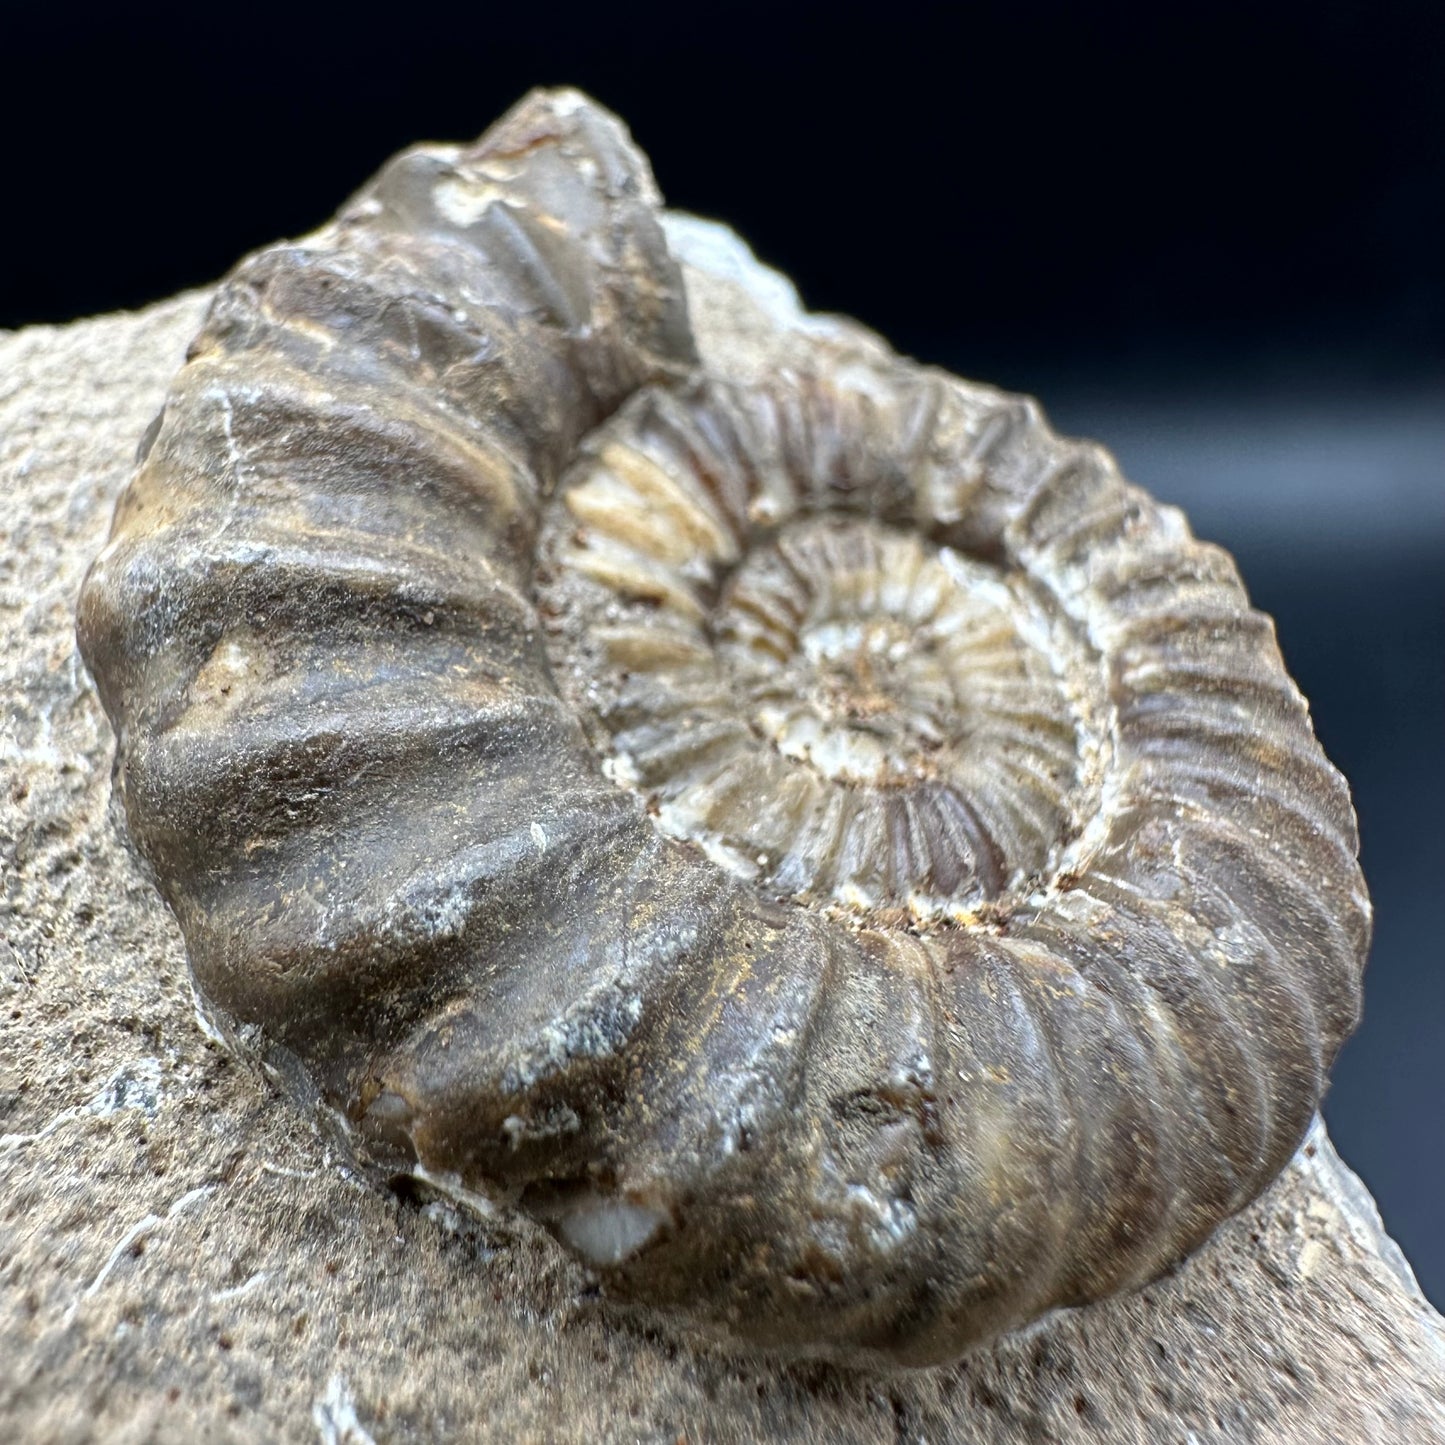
[75,89,1370,1367]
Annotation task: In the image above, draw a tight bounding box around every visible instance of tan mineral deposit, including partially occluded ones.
[2,89,1443,1443]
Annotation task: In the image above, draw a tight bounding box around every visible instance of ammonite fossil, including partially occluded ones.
[76,89,1370,1367]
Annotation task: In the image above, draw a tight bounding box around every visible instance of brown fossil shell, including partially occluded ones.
[75,88,1370,1367]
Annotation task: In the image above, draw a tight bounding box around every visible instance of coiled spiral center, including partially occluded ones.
[714,522,964,788]
[538,385,1103,921]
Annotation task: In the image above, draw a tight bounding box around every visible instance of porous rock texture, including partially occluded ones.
[2,230,1443,1444]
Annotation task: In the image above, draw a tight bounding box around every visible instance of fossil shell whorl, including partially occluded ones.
[75,88,1370,1367]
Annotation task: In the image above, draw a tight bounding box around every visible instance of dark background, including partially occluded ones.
[6,3,1442,1303]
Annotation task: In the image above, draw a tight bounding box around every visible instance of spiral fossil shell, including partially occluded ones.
[76,89,1370,1366]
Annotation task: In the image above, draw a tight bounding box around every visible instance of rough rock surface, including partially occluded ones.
[2,234,1443,1444]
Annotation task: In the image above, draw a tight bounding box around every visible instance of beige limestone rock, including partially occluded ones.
[2,237,1443,1443]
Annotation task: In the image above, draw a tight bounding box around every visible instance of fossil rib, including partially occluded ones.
[75,88,1370,1367]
